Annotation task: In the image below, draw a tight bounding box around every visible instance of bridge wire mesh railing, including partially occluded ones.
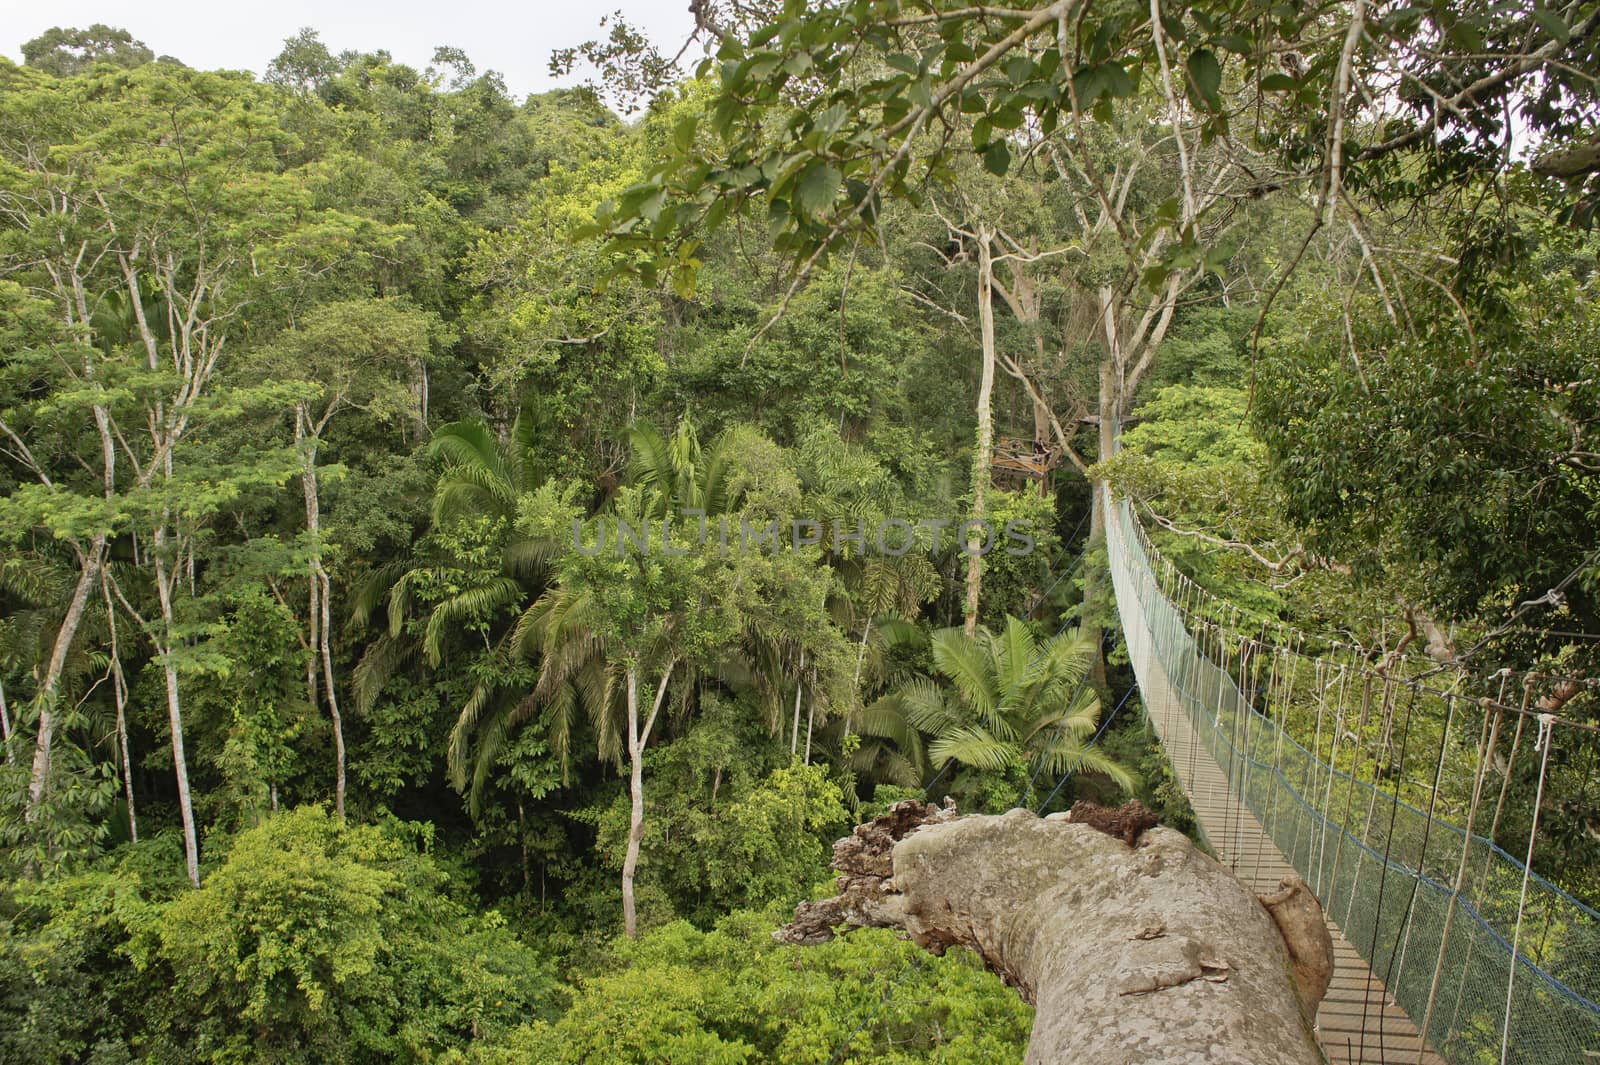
[1103,486,1600,1065]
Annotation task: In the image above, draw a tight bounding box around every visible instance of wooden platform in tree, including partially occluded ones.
[991,436,1055,480]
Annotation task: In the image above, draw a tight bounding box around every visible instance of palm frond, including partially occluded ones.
[422,577,525,665]
[929,626,998,722]
[627,421,675,510]
[350,561,408,629]
[993,616,1038,709]
[352,633,417,715]
[929,726,1018,773]
[1027,687,1102,744]
[892,676,958,735]
[1041,743,1137,793]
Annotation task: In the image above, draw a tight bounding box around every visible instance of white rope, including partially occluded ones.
[1316,663,1350,895]
[1416,703,1498,1059]
[1498,712,1557,1065]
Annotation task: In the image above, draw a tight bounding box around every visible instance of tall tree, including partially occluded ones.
[0,62,339,883]
[266,298,437,817]
[21,25,154,77]
[505,451,848,936]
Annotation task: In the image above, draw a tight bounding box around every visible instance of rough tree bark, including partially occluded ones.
[783,800,1331,1065]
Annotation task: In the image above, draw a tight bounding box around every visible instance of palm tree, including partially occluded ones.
[440,416,760,797]
[861,616,1134,798]
[350,406,554,749]
[626,417,739,518]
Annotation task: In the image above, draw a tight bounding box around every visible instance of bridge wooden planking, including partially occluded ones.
[1123,597,1446,1065]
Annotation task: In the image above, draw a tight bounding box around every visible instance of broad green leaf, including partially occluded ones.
[1187,48,1222,108]
[982,140,1011,176]
[795,161,842,216]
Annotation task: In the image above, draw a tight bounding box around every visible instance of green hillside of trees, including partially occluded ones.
[2,6,1597,1062]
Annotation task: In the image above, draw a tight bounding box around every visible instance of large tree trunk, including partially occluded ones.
[784,801,1331,1065]
[964,226,998,637]
[27,538,104,817]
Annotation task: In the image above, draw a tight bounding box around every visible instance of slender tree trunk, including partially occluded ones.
[1084,360,1119,685]
[27,538,104,817]
[305,552,320,709]
[965,226,998,637]
[319,568,345,818]
[621,662,674,938]
[805,698,815,765]
[846,620,871,737]
[102,574,137,843]
[622,667,645,938]
[153,531,201,887]
[411,358,430,438]
[790,649,806,756]
[0,677,12,765]
[298,409,345,817]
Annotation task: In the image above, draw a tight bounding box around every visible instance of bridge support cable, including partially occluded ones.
[1102,482,1600,1065]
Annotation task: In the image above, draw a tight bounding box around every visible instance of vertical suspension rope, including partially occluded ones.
[1247,624,1274,886]
[1329,674,1378,925]
[1225,631,1250,870]
[1418,701,1500,1060]
[1268,632,1301,861]
[1358,681,1420,1058]
[1444,682,1530,1055]
[1316,663,1351,897]
[1497,712,1557,1065]
[1383,688,1456,1060]
[1346,676,1401,929]
[1295,653,1328,872]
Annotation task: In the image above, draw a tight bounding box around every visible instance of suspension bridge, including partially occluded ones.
[1104,483,1600,1064]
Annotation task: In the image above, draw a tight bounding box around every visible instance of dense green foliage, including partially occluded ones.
[3,3,1599,1061]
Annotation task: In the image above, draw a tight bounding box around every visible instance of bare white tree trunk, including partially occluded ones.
[790,649,806,756]
[153,530,200,887]
[622,662,674,938]
[622,668,645,938]
[319,566,345,818]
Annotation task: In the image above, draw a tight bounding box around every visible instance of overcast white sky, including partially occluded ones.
[0,0,697,99]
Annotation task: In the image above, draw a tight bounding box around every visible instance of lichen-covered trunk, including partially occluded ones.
[784,802,1330,1065]
[964,226,997,637]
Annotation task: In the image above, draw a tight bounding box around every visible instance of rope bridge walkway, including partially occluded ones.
[1104,484,1600,1065]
